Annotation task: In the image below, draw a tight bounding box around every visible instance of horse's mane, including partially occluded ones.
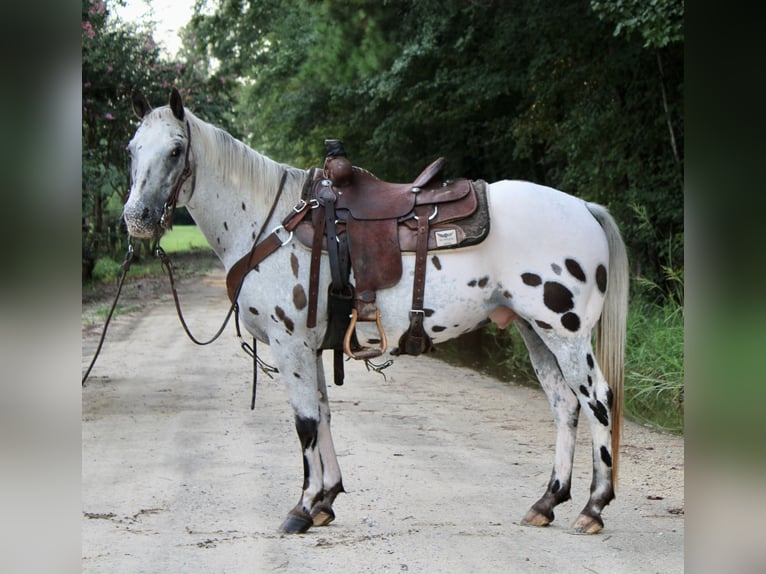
[160,107,306,207]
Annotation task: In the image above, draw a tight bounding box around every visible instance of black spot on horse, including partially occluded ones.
[478,276,489,288]
[535,320,553,330]
[561,312,580,332]
[565,258,586,282]
[431,256,442,270]
[467,279,478,287]
[424,308,435,317]
[551,479,561,494]
[521,273,542,287]
[249,306,260,315]
[579,385,590,397]
[223,221,229,231]
[295,416,318,451]
[432,325,446,332]
[587,375,593,386]
[290,252,300,278]
[274,306,295,334]
[600,446,613,467]
[241,201,247,211]
[586,353,594,369]
[551,263,562,275]
[503,290,512,299]
[543,282,575,313]
[606,388,613,409]
[589,400,609,426]
[293,372,301,379]
[596,264,607,293]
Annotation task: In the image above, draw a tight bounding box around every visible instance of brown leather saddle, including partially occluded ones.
[295,140,490,375]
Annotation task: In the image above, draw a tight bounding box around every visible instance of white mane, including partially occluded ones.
[170,107,307,208]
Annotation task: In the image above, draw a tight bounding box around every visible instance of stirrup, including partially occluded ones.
[343,308,387,360]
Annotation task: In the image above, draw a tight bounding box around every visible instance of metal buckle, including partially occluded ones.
[413,205,438,221]
[271,225,293,246]
[292,199,308,213]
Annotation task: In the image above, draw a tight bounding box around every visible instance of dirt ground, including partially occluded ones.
[82,262,684,573]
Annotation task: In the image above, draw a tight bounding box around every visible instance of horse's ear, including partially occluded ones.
[131,88,152,119]
[169,88,185,121]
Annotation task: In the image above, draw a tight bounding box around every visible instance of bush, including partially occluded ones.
[91,257,122,283]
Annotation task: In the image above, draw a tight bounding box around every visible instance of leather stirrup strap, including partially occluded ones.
[307,205,326,328]
[399,204,434,355]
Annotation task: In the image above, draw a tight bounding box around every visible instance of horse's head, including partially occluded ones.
[123,88,193,238]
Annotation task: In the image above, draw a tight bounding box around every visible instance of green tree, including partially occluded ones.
[186,0,683,295]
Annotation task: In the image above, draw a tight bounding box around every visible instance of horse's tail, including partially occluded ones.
[586,202,629,487]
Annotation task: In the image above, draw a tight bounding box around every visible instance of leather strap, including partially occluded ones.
[398,204,434,355]
[307,200,326,328]
[225,174,312,303]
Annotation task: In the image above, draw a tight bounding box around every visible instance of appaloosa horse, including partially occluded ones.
[123,88,628,535]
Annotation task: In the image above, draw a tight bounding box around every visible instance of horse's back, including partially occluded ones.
[487,180,608,257]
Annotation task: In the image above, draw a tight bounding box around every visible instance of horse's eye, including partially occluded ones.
[171,147,182,158]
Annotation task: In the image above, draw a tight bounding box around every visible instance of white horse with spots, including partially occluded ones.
[124,89,628,535]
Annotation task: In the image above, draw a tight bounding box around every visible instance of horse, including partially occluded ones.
[123,88,628,535]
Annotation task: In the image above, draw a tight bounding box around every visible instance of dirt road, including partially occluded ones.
[82,266,684,573]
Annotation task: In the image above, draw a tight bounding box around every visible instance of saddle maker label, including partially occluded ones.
[434,229,459,247]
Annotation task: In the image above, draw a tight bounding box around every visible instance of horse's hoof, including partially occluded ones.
[572,513,604,534]
[521,508,553,527]
[311,503,336,526]
[279,510,313,534]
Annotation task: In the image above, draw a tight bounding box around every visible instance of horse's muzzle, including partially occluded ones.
[123,204,160,238]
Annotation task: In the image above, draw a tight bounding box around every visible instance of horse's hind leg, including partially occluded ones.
[568,354,616,534]
[310,352,345,526]
[516,319,579,527]
[541,334,617,534]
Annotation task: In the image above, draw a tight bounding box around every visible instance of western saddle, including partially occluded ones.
[225,139,489,385]
[291,140,489,383]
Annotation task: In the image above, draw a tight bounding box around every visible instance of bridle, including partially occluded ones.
[159,120,194,232]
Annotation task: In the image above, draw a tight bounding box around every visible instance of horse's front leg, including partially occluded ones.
[270,341,343,534]
[309,352,345,526]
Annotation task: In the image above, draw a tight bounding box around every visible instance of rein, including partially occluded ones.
[81,242,135,386]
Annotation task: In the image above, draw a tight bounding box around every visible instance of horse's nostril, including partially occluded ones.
[141,207,150,220]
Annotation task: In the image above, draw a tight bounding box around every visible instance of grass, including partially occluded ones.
[624,296,684,433]
[159,225,212,253]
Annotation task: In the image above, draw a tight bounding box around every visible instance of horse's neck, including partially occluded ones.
[185,118,305,269]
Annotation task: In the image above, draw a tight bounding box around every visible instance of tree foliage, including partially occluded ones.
[185,0,683,293]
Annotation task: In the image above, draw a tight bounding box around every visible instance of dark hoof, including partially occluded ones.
[279,510,313,534]
[311,502,336,526]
